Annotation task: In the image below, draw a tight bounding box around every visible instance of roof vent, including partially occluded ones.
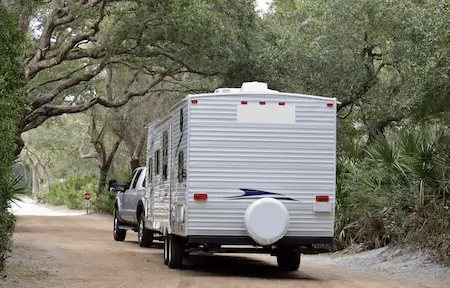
[241,82,268,92]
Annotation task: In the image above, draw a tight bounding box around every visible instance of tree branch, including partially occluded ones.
[28,63,96,93]
[30,61,107,110]
[25,0,106,79]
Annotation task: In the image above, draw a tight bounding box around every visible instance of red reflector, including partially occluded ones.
[241,101,248,105]
[191,99,198,104]
[260,101,266,105]
[194,193,208,200]
[279,102,285,106]
[327,103,334,107]
[316,195,329,202]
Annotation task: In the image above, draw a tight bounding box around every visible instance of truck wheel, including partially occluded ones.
[167,234,184,269]
[276,248,301,271]
[138,212,153,247]
[113,208,126,241]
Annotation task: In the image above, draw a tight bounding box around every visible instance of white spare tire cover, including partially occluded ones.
[244,198,290,246]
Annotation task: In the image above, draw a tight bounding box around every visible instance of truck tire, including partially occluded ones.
[138,212,153,247]
[113,208,126,241]
[167,234,184,269]
[276,248,301,271]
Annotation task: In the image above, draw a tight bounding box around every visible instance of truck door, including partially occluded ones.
[121,169,139,222]
[131,168,146,222]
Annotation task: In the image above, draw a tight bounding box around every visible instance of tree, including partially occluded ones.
[0,3,27,271]
[8,0,258,156]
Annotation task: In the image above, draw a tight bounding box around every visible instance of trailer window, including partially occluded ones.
[178,150,186,183]
[180,108,184,131]
[155,150,160,175]
[162,131,168,180]
[149,158,153,183]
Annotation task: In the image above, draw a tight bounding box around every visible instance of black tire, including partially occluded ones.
[138,212,153,247]
[163,235,169,265]
[167,234,184,269]
[113,208,126,241]
[276,249,301,271]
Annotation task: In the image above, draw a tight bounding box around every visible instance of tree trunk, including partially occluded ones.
[130,158,140,171]
[130,133,146,171]
[97,166,108,196]
[31,164,40,195]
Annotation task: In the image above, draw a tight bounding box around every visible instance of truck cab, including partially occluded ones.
[108,167,154,247]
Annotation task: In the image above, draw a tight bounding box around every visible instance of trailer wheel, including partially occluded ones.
[163,235,169,265]
[113,208,126,241]
[138,213,153,247]
[276,249,301,271]
[167,234,184,269]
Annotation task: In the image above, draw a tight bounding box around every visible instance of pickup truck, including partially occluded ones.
[108,166,156,247]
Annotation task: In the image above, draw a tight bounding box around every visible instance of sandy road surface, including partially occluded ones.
[2,197,449,288]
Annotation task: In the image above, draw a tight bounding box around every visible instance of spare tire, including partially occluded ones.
[244,197,290,246]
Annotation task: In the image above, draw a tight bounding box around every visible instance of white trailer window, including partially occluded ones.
[178,151,185,183]
[155,150,160,175]
[149,158,153,183]
[163,131,169,180]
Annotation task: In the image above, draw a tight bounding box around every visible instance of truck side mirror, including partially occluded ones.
[108,179,117,192]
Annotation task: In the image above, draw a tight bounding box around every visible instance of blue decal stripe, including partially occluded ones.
[225,188,297,201]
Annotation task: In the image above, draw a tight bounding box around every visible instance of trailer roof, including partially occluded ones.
[148,82,339,129]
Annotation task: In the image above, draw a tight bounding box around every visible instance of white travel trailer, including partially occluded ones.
[143,82,337,270]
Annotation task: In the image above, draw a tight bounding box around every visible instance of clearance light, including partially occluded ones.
[259,101,266,105]
[241,101,248,105]
[327,103,334,107]
[316,195,329,202]
[279,102,285,106]
[194,193,208,201]
[191,99,198,104]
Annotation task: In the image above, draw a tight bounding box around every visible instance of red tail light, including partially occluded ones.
[316,195,329,202]
[194,193,208,201]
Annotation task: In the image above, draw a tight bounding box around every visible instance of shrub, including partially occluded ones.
[335,125,450,262]
[40,174,116,214]
[0,5,27,272]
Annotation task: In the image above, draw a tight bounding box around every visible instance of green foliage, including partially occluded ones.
[0,5,28,271]
[38,174,115,213]
[335,125,450,262]
[39,174,96,209]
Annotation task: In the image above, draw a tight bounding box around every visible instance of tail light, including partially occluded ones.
[316,195,329,202]
[194,193,208,201]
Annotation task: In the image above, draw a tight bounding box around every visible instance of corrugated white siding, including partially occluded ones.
[170,104,188,235]
[187,93,336,237]
[147,120,171,231]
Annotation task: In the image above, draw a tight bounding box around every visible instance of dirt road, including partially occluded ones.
[2,198,449,288]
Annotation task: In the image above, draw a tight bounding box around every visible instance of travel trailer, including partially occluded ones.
[109,82,337,271]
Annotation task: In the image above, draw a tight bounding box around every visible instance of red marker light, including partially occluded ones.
[279,102,285,106]
[241,101,248,105]
[316,195,329,202]
[327,103,334,107]
[260,101,266,105]
[194,193,208,201]
[191,99,198,104]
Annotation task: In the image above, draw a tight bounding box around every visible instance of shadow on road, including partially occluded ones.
[128,239,320,280]
[180,255,319,280]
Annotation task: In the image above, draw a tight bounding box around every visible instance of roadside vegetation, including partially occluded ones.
[1,0,449,272]
[0,5,27,270]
